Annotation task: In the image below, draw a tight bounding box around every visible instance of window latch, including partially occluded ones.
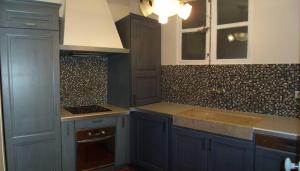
[197,27,210,33]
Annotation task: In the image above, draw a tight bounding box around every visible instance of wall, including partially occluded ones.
[249,0,300,64]
[107,0,130,21]
[162,64,300,118]
[162,16,179,65]
[60,56,108,107]
[162,0,300,65]
[160,0,300,118]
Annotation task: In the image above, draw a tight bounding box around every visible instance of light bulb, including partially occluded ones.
[178,3,192,20]
[159,15,168,24]
[153,0,179,17]
[227,34,235,42]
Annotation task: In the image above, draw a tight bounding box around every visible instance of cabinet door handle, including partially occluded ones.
[208,139,212,151]
[23,22,37,26]
[122,117,125,128]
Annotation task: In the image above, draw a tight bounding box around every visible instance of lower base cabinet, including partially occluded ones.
[130,111,171,171]
[255,147,296,171]
[173,127,254,171]
[172,127,207,171]
[61,121,76,171]
[207,134,254,171]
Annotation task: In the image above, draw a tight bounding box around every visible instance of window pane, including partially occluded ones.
[217,0,248,25]
[182,0,206,29]
[182,32,206,60]
[217,27,248,59]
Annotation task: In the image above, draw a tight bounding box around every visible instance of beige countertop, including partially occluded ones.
[61,104,129,121]
[137,102,300,140]
[135,102,195,116]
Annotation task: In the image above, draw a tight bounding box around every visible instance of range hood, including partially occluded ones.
[60,0,129,55]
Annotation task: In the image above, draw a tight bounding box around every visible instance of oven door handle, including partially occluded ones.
[76,135,114,143]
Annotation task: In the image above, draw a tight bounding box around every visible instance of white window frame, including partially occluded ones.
[177,0,211,65]
[177,0,253,65]
[210,0,252,64]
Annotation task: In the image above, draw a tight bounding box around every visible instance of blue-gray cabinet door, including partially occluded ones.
[255,147,296,171]
[207,135,254,171]
[61,121,75,171]
[130,15,161,106]
[0,28,61,171]
[116,115,130,166]
[172,127,207,171]
[130,111,170,171]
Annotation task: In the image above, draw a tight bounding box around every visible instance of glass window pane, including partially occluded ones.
[217,0,248,25]
[182,0,206,29]
[217,27,248,59]
[182,32,206,60]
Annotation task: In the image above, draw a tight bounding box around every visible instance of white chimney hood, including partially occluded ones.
[60,0,129,55]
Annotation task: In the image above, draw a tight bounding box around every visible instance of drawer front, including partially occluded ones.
[0,1,59,30]
[75,117,118,130]
[255,134,299,154]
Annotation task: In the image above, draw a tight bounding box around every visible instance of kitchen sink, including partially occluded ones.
[174,108,264,140]
[178,108,263,127]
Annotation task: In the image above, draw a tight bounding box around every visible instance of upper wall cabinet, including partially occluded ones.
[0,1,59,30]
[0,1,61,171]
[109,14,161,107]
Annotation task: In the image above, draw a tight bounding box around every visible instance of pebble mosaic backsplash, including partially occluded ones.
[162,64,300,118]
[60,55,108,107]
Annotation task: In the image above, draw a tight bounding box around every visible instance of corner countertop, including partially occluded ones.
[135,102,195,116]
[136,102,300,140]
[60,104,129,121]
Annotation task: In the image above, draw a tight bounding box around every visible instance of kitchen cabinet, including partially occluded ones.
[0,1,59,30]
[255,147,296,171]
[108,14,161,107]
[130,111,171,171]
[61,121,76,171]
[255,134,298,171]
[173,126,254,171]
[172,127,207,171]
[0,1,61,171]
[116,115,130,166]
[207,134,254,171]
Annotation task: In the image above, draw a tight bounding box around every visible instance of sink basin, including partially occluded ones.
[179,108,263,126]
[174,108,264,140]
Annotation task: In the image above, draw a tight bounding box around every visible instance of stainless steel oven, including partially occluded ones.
[76,127,115,171]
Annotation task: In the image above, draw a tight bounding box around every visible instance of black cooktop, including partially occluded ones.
[64,105,112,114]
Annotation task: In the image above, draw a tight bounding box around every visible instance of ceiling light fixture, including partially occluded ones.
[140,0,192,24]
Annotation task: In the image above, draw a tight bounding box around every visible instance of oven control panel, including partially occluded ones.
[76,127,115,141]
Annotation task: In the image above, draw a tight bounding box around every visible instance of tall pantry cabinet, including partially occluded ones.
[0,1,61,171]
